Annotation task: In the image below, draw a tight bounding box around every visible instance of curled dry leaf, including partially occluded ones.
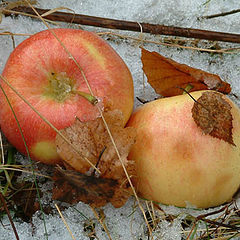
[54,110,136,208]
[141,47,231,97]
[192,91,235,146]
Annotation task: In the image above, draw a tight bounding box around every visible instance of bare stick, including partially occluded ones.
[3,6,240,44]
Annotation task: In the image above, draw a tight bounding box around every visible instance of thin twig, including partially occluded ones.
[3,6,240,43]
[98,31,240,54]
[201,8,240,19]
[0,192,20,240]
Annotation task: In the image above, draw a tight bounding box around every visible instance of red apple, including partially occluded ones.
[127,90,240,208]
[0,28,134,165]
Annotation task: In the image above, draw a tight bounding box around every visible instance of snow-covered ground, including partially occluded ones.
[1,0,240,239]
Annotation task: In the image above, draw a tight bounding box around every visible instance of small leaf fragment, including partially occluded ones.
[54,110,136,207]
[141,47,231,97]
[192,91,235,146]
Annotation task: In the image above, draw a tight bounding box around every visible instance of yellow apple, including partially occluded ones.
[127,90,240,208]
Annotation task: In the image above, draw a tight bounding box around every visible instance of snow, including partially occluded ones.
[1,0,240,239]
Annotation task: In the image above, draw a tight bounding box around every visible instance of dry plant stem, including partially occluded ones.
[97,106,153,237]
[25,3,95,100]
[25,1,153,235]
[1,31,238,54]
[201,8,240,19]
[0,74,99,173]
[4,6,240,44]
[0,192,20,240]
[186,204,239,239]
[90,206,112,240]
[0,132,5,164]
[2,8,59,25]
[24,3,100,172]
[55,204,76,240]
[0,166,51,178]
[0,32,31,37]
[150,201,156,227]
[97,32,240,54]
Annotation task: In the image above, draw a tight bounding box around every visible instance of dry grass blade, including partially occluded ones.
[91,207,112,240]
[183,202,240,239]
[0,165,51,178]
[201,8,240,19]
[0,192,20,240]
[0,73,100,173]
[2,9,58,25]
[55,204,76,240]
[0,132,5,165]
[97,32,240,54]
[97,106,153,235]
[24,0,153,235]
[0,32,31,36]
[40,7,74,17]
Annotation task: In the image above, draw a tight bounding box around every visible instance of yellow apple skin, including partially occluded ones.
[127,90,240,208]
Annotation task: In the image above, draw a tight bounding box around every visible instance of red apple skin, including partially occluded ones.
[127,90,240,208]
[0,28,134,164]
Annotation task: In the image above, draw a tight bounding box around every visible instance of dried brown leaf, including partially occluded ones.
[54,110,136,207]
[192,91,235,146]
[52,167,118,208]
[141,47,231,97]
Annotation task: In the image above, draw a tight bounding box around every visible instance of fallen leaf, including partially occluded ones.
[141,47,231,97]
[192,91,235,146]
[52,167,119,208]
[54,110,136,207]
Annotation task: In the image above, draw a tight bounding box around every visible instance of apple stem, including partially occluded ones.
[183,84,193,94]
[72,90,98,105]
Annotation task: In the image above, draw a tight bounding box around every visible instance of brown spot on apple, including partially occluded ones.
[172,137,196,162]
[187,167,203,185]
